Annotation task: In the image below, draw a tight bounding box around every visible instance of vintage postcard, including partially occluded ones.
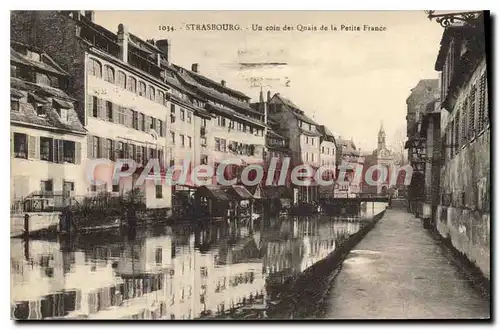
[10,10,490,320]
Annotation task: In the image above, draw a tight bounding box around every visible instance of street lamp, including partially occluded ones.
[424,10,484,28]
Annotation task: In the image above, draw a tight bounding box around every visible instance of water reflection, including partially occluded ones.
[11,203,386,320]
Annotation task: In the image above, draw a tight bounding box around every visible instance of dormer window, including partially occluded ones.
[53,99,72,122]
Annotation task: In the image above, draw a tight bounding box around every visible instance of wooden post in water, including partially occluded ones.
[23,213,30,238]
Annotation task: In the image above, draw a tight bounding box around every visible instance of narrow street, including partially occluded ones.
[322,209,490,319]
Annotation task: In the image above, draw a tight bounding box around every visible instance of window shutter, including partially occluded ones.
[87,135,94,158]
[145,116,151,131]
[10,132,14,157]
[28,135,37,159]
[98,98,105,119]
[123,142,129,158]
[114,141,120,159]
[135,145,142,164]
[86,93,93,116]
[58,139,64,163]
[112,103,118,124]
[75,142,81,164]
[99,138,105,158]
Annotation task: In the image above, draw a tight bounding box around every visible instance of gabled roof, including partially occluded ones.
[273,94,320,127]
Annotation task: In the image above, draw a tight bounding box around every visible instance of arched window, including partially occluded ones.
[117,71,126,89]
[104,65,115,83]
[157,90,165,105]
[127,76,137,93]
[139,81,146,96]
[148,86,155,101]
[88,58,102,77]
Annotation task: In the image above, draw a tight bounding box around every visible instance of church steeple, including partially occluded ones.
[378,121,386,150]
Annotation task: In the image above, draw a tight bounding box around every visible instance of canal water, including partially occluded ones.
[11,203,387,320]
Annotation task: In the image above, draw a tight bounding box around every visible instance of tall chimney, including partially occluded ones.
[191,63,198,73]
[117,24,129,63]
[262,89,268,124]
[267,90,271,102]
[221,80,226,87]
[155,39,171,63]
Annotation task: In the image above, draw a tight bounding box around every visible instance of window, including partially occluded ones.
[158,119,164,137]
[220,139,226,152]
[40,137,53,161]
[63,140,76,163]
[11,99,20,111]
[188,136,192,148]
[88,58,102,77]
[156,185,163,198]
[155,248,163,264]
[117,71,126,89]
[469,85,476,140]
[180,109,185,121]
[106,138,114,160]
[180,134,185,147]
[151,117,156,131]
[112,184,120,192]
[132,111,138,130]
[218,116,226,127]
[322,146,325,153]
[200,155,208,165]
[36,73,51,86]
[11,65,19,78]
[140,113,145,131]
[106,101,113,121]
[41,180,53,194]
[215,138,221,151]
[13,133,27,158]
[139,81,146,96]
[92,136,100,158]
[127,76,137,93]
[35,103,45,116]
[187,111,192,123]
[148,86,155,101]
[104,65,115,83]
[116,141,124,158]
[92,96,98,117]
[56,107,68,122]
[478,73,486,132]
[461,102,467,146]
[157,90,165,105]
[170,104,176,123]
[170,131,175,145]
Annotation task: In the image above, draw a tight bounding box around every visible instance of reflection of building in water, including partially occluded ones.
[11,217,366,320]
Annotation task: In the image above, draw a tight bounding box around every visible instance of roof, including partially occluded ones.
[176,65,250,100]
[337,138,359,156]
[261,186,292,199]
[11,47,68,76]
[196,185,230,201]
[225,185,254,200]
[434,26,466,71]
[266,130,287,140]
[206,103,266,128]
[299,128,322,137]
[274,94,320,127]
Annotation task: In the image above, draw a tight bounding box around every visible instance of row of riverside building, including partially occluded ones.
[10,10,346,212]
[405,11,490,279]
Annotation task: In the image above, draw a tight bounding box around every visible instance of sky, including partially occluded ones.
[94,10,444,152]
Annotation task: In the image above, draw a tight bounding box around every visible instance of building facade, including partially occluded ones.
[432,14,490,279]
[267,94,322,204]
[10,41,87,210]
[405,79,439,213]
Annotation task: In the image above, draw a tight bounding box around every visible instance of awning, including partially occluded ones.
[196,185,230,201]
[28,92,48,104]
[53,98,72,109]
[226,185,254,200]
[10,89,24,99]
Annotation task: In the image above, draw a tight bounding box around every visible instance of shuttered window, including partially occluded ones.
[477,72,487,133]
[468,84,476,140]
[127,76,137,93]
[460,102,467,146]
